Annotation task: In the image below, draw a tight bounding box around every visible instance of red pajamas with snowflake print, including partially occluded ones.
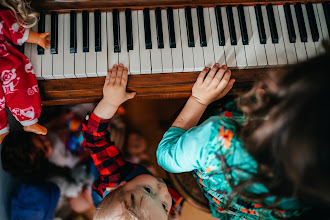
[0,10,41,134]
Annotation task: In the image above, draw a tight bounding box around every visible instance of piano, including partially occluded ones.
[24,0,329,106]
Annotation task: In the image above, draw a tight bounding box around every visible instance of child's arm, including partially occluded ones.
[25,30,50,50]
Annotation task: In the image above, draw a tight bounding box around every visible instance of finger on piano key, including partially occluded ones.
[255,4,266,44]
[167,8,176,48]
[284,4,296,43]
[41,14,53,79]
[31,23,42,79]
[272,5,288,66]
[266,4,279,44]
[237,5,249,45]
[64,13,75,78]
[294,3,308,42]
[70,11,77,53]
[197,6,207,47]
[161,8,173,73]
[82,11,89,52]
[156,8,164,48]
[95,10,102,52]
[215,6,225,46]
[323,2,330,36]
[314,4,327,55]
[290,4,308,62]
[202,7,215,68]
[210,7,226,66]
[113,9,120,52]
[306,3,319,42]
[24,42,31,61]
[301,4,317,60]
[143,8,152,49]
[185,7,195,47]
[37,13,45,55]
[179,8,194,71]
[75,12,87,78]
[126,9,133,51]
[138,10,152,74]
[171,8,184,72]
[261,5,278,67]
[52,13,65,79]
[191,7,205,71]
[316,3,329,40]
[150,9,163,73]
[107,11,119,70]
[233,6,247,69]
[278,5,297,64]
[129,10,141,75]
[96,11,108,76]
[86,12,97,77]
[118,10,130,70]
[243,6,258,68]
[222,6,237,68]
[226,6,237,45]
[50,12,58,54]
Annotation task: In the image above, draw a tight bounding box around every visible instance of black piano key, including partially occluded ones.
[266,4,279,44]
[113,9,120,52]
[226,6,237,45]
[70,11,77,53]
[255,4,266,44]
[237,5,249,45]
[295,3,308,42]
[167,7,176,48]
[197,6,207,47]
[143,8,152,49]
[94,10,101,52]
[17,45,24,54]
[155,7,164,48]
[185,6,195,47]
[125,9,133,51]
[37,13,45,55]
[323,2,330,36]
[82,10,89,52]
[215,6,225,46]
[50,12,58,54]
[306,2,319,42]
[284,3,296,43]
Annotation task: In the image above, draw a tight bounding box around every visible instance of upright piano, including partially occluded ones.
[26,0,329,106]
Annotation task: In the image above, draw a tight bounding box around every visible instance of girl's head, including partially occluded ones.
[0,0,39,28]
[238,52,330,207]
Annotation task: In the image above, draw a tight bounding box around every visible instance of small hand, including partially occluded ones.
[37,32,50,50]
[191,63,235,106]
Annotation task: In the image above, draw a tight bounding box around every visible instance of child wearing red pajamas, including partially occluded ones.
[0,1,50,144]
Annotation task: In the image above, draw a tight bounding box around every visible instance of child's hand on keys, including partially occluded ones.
[191,63,235,106]
[37,32,50,50]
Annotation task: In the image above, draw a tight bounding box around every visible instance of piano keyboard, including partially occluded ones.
[22,3,330,80]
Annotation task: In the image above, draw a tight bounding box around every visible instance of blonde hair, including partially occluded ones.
[94,187,150,220]
[0,0,39,28]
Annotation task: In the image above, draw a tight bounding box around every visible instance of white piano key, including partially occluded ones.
[172,9,184,72]
[233,6,247,69]
[290,4,308,63]
[52,14,65,79]
[222,6,237,68]
[30,25,42,79]
[317,3,330,40]
[24,42,31,60]
[202,8,215,68]
[149,10,163,73]
[243,6,258,68]
[75,12,87,78]
[316,3,329,54]
[129,10,141,75]
[277,5,297,64]
[118,11,130,70]
[63,13,75,78]
[209,7,226,66]
[261,5,278,67]
[248,6,267,68]
[85,12,97,77]
[191,8,205,71]
[96,12,108,76]
[107,12,119,70]
[138,10,151,74]
[41,14,53,79]
[161,9,173,73]
[273,5,288,66]
[301,4,317,60]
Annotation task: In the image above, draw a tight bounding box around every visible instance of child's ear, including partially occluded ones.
[106,181,127,191]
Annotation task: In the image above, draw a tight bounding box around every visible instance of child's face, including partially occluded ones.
[121,174,172,219]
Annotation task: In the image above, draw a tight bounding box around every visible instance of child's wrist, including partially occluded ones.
[189,95,209,107]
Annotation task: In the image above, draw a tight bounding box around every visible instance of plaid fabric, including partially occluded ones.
[82,112,137,197]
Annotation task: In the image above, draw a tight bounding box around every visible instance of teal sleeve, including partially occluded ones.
[156,119,218,173]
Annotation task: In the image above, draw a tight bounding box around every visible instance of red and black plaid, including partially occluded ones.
[82,112,136,197]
